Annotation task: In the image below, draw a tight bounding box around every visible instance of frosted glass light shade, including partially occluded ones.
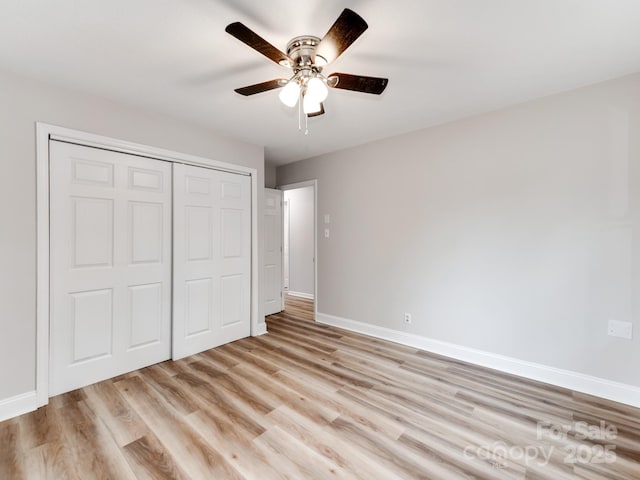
[303,94,322,115]
[279,80,300,107]
[306,76,328,103]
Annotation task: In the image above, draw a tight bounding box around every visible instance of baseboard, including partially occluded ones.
[316,312,640,408]
[287,291,314,300]
[0,390,38,422]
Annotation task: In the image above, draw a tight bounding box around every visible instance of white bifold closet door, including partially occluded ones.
[172,163,251,359]
[50,141,172,396]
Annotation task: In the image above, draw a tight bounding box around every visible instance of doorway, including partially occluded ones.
[279,180,317,320]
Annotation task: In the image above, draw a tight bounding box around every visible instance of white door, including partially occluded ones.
[50,141,172,396]
[264,188,283,315]
[172,163,251,359]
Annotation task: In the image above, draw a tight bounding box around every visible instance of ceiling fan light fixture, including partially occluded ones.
[279,80,300,107]
[306,76,329,103]
[303,93,322,115]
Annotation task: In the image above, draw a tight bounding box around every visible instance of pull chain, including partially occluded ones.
[296,90,309,135]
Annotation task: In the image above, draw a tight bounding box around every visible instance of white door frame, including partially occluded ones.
[36,122,260,406]
[278,180,318,320]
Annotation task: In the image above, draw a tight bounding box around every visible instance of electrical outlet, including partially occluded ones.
[404,313,412,324]
[608,320,632,339]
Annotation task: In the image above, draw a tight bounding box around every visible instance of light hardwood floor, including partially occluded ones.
[1,295,639,479]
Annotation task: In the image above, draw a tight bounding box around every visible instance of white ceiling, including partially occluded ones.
[2,1,640,166]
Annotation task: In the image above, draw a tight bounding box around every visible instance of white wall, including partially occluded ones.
[283,186,315,298]
[0,69,264,405]
[277,73,640,393]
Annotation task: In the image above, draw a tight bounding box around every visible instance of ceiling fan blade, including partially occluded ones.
[327,73,388,94]
[226,22,291,66]
[307,103,325,118]
[234,79,287,96]
[314,9,368,65]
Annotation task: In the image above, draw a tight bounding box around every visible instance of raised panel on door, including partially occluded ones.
[70,289,113,363]
[72,197,114,268]
[185,278,213,337]
[128,282,163,349]
[50,140,172,396]
[129,201,164,265]
[186,205,213,261]
[221,208,243,259]
[221,274,243,326]
[173,163,251,360]
[264,188,283,315]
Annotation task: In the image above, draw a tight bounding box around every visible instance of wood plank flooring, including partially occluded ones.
[1,295,639,479]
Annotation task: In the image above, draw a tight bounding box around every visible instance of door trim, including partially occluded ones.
[36,122,260,406]
[278,180,318,321]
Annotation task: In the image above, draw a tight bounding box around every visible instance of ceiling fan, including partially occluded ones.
[225,8,388,118]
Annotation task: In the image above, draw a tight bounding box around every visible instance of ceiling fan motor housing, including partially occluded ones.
[284,36,324,70]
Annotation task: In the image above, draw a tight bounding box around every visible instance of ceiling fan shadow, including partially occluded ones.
[214,0,276,31]
[311,0,368,24]
[181,61,266,86]
[351,52,450,69]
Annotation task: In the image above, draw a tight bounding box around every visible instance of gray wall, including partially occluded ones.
[277,73,640,387]
[265,162,277,188]
[0,69,264,402]
[284,186,315,297]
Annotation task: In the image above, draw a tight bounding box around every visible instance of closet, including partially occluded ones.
[48,140,250,396]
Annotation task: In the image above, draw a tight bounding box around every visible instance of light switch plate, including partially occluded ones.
[324,214,330,224]
[608,320,633,339]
